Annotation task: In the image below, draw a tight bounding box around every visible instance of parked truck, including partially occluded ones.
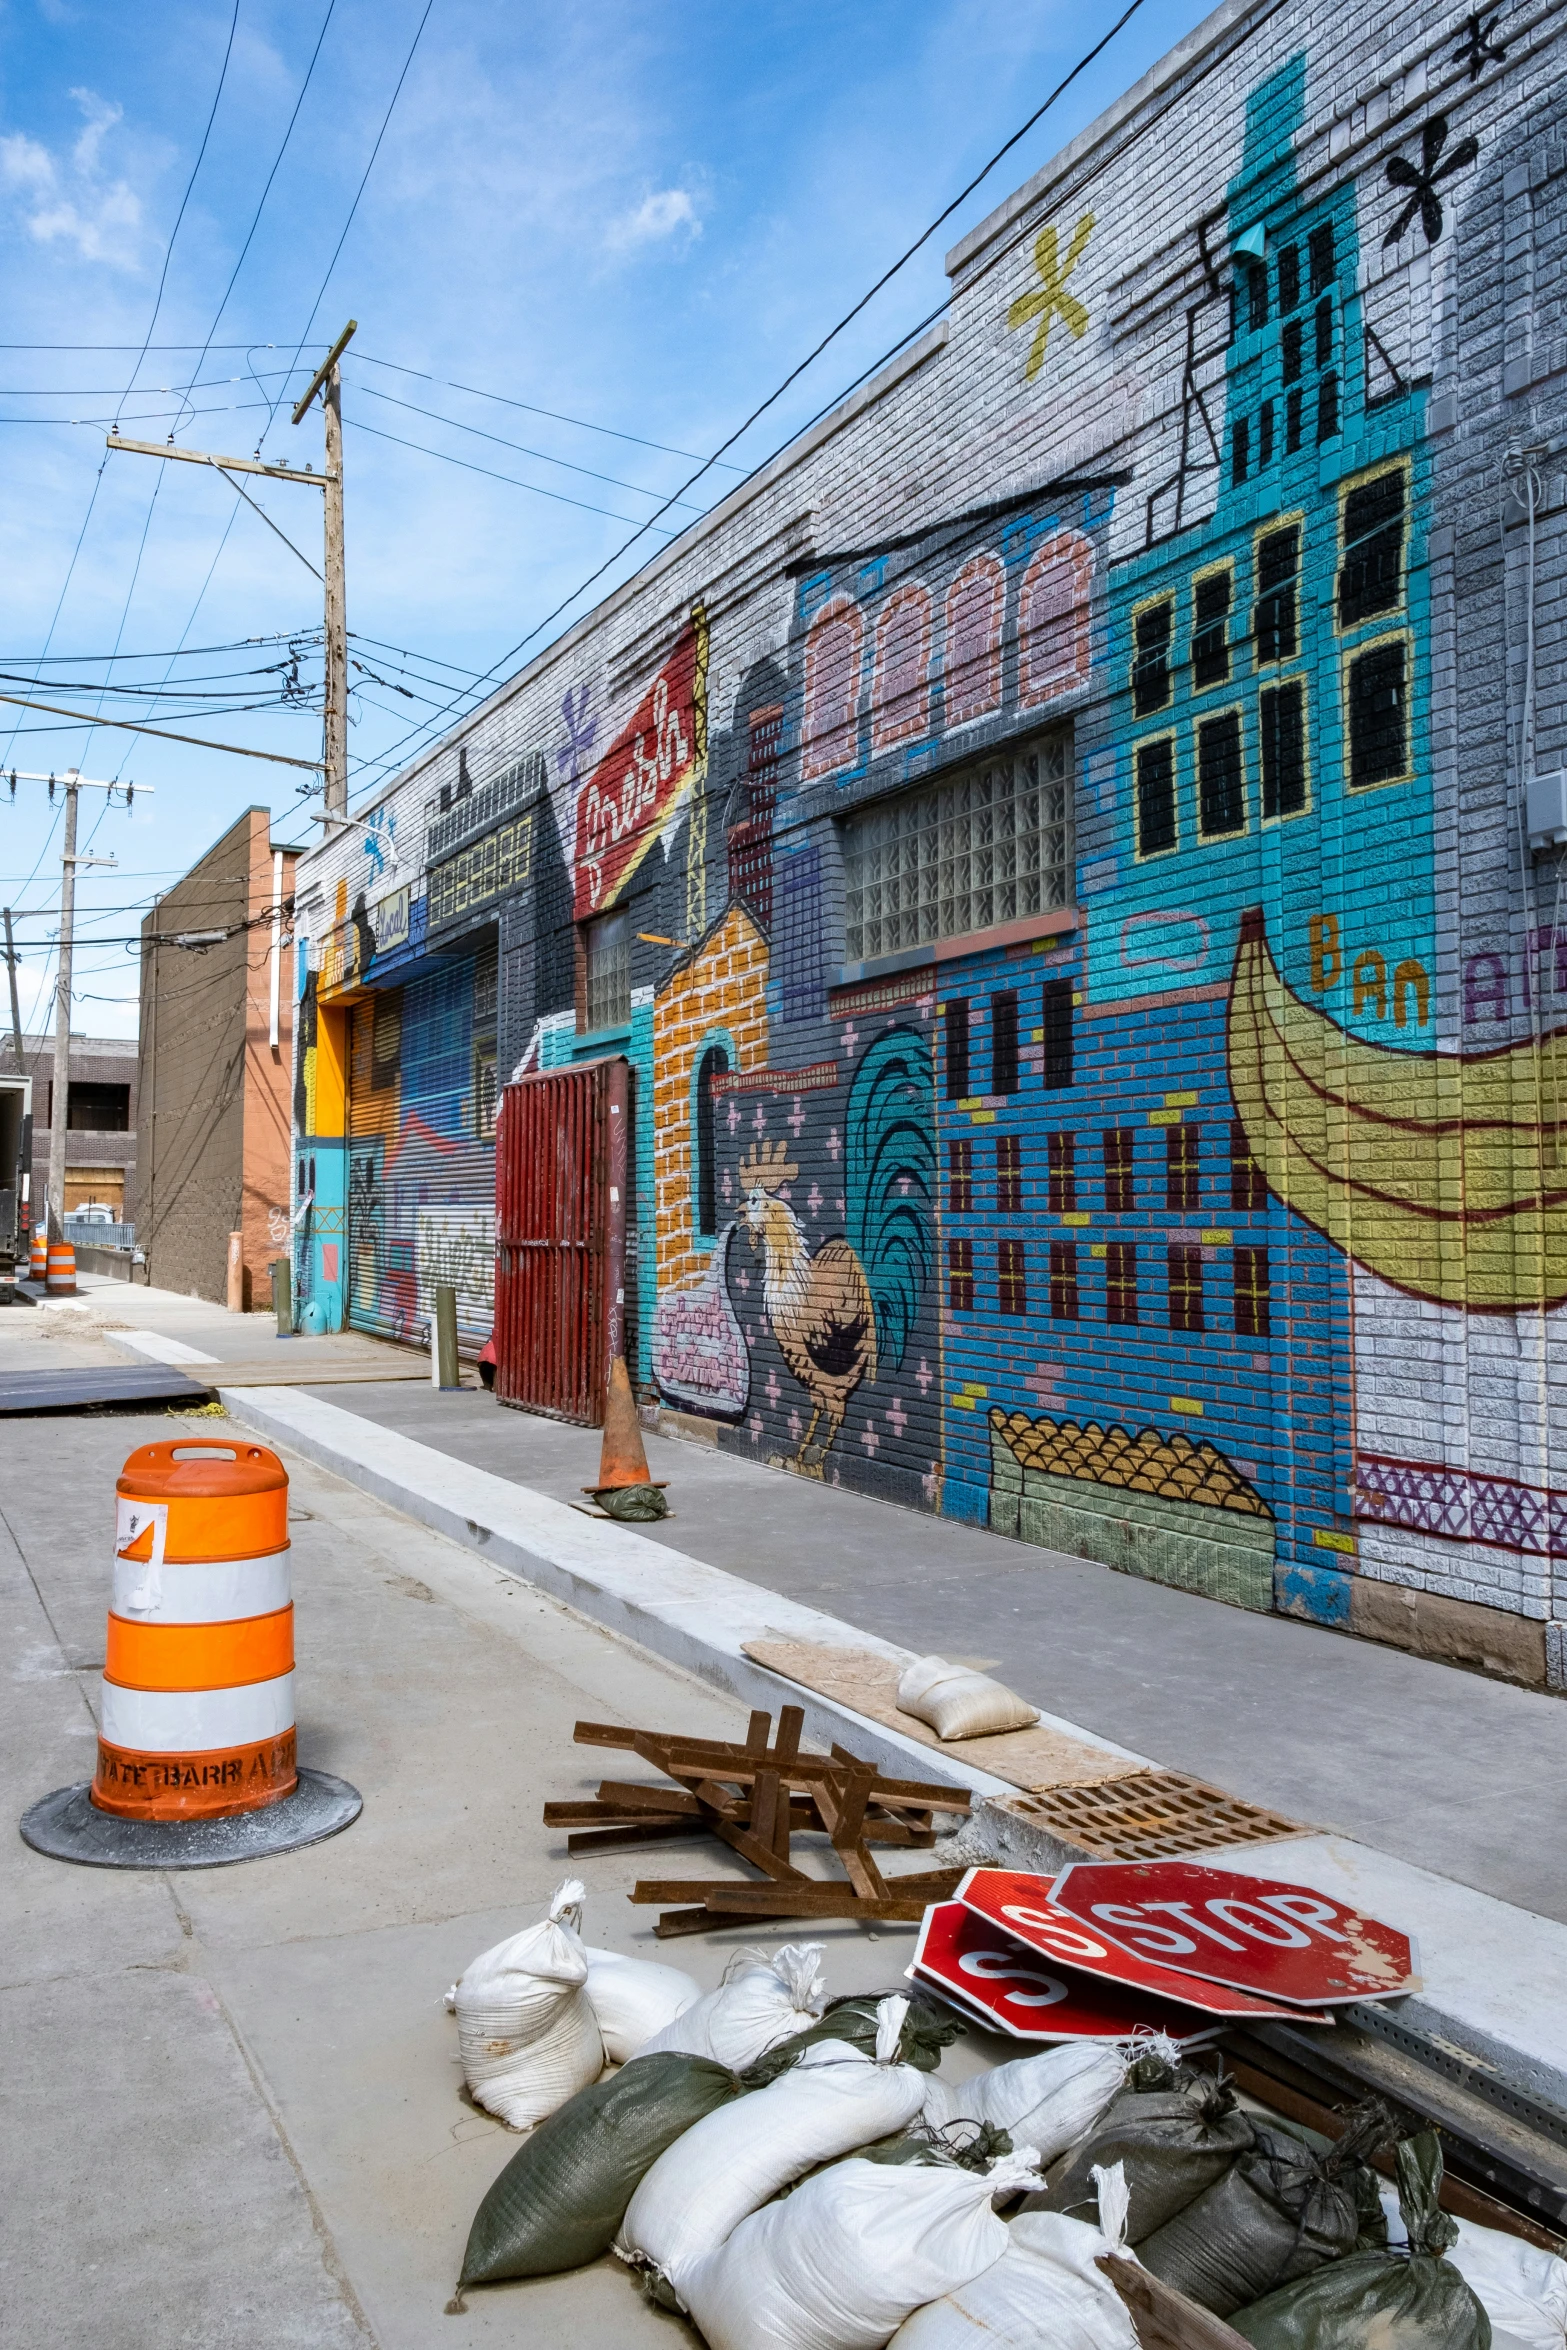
[0,1074,32,1300]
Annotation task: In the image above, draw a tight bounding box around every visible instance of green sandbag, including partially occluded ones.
[740,1990,963,2086]
[1029,2065,1256,2241]
[456,2052,738,2292]
[1230,2132,1492,2350]
[1137,2111,1383,2316]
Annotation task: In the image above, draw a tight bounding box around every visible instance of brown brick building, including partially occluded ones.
[137,808,303,1307]
[1,1031,139,1226]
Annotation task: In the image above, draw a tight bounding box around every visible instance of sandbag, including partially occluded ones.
[446,1879,604,2132]
[1033,2064,1256,2241]
[680,2147,1047,2350]
[1381,2190,1566,2349]
[890,2160,1140,2349]
[455,2051,739,2292]
[618,1995,928,2300]
[944,2039,1135,2166]
[896,1653,1040,1740]
[636,1940,825,2071]
[743,1988,963,2085]
[1137,2114,1380,2316]
[1231,2132,1492,2349]
[581,1946,699,2064]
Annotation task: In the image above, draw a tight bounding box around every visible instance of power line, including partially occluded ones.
[352,382,712,509]
[347,415,682,533]
[262,0,436,450]
[349,351,748,473]
[341,5,1149,797]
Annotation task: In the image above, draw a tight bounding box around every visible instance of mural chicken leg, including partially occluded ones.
[741,1028,935,1476]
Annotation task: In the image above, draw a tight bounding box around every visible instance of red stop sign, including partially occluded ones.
[910,1899,1221,2047]
[957,1870,1330,2023]
[1050,1861,1418,2007]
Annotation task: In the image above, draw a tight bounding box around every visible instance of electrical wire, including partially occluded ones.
[346,415,682,533]
[348,351,748,473]
[262,0,436,450]
[352,382,712,509]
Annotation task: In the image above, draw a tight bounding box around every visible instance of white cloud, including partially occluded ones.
[606,186,702,250]
[0,88,143,268]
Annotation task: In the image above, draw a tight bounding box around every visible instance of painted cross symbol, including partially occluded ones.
[766,1369,781,1407]
[915,1357,933,1394]
[1383,115,1479,248]
[726,1099,741,1136]
[1451,11,1506,80]
[886,1396,907,1437]
[840,1023,860,1057]
[788,1097,806,1137]
[1007,214,1094,382]
[752,1103,768,1134]
[826,1126,841,1163]
[807,1182,822,1215]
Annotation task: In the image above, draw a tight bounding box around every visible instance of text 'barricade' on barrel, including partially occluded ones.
[92,1438,296,1822]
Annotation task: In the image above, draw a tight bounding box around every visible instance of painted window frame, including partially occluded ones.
[1334,455,1412,640]
[1130,590,1175,718]
[870,581,935,754]
[689,1028,736,1249]
[801,593,867,781]
[1251,511,1307,670]
[1133,728,1180,862]
[1190,562,1234,694]
[942,552,1006,727]
[1343,627,1415,792]
[1194,698,1250,841]
[1259,671,1313,825]
[1019,529,1095,710]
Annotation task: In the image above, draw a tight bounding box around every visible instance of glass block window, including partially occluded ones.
[842,734,1071,964]
[582,907,630,1032]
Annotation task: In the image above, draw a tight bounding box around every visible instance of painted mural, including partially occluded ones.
[287,17,1565,1676]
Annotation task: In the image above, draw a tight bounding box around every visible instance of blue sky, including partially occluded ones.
[0,0,1216,1034]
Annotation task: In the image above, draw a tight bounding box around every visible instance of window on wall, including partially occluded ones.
[1169,1245,1205,1331]
[1308,221,1336,294]
[1132,600,1173,716]
[943,556,1005,726]
[998,1237,1027,1315]
[1314,296,1334,369]
[1231,417,1249,486]
[1348,641,1408,785]
[1277,243,1300,314]
[1317,370,1340,443]
[1136,737,1177,855]
[1042,979,1074,1089]
[1231,1119,1267,1210]
[996,1134,1022,1214]
[1020,531,1094,707]
[1285,386,1304,453]
[872,585,933,752]
[1197,710,1245,837]
[842,734,1071,964]
[1050,1241,1079,1320]
[1166,1125,1200,1211]
[1260,680,1307,817]
[944,999,970,1098]
[1103,1128,1135,1210]
[1246,264,1268,332]
[66,1080,130,1131]
[582,906,630,1032]
[1235,1244,1271,1337]
[1047,1131,1076,1212]
[990,990,1020,1095]
[1338,470,1406,627]
[695,1044,729,1237]
[948,1237,974,1313]
[1254,527,1300,663]
[948,1137,974,1213]
[1281,317,1304,385]
[1107,1240,1138,1324]
[1192,572,1231,688]
[1258,400,1275,470]
[802,597,865,779]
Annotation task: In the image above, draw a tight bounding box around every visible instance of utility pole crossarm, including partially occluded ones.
[292,320,358,428]
[291,321,356,821]
[105,433,332,488]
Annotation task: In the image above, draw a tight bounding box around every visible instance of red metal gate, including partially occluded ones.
[494,1056,628,1425]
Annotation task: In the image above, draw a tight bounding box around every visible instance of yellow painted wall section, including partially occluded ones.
[652,901,769,1293]
[313,1003,348,1138]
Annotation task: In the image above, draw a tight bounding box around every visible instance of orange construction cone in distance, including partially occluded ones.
[586,1357,668,1519]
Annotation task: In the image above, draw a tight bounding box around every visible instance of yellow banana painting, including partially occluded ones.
[1226,909,1567,1312]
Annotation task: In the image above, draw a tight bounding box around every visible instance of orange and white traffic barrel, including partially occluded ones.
[92,1438,296,1822]
[46,1239,76,1294]
[29,1229,47,1280]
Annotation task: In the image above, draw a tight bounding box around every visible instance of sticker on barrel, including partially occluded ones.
[1049,1860,1419,2006]
[955,1869,1332,2023]
[909,1899,1224,2046]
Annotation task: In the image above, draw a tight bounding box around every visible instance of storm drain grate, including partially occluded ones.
[1000,1770,1305,1861]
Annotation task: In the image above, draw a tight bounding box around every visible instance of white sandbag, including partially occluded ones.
[681,2144,1046,2350]
[582,1946,700,2064]
[891,2161,1139,2349]
[618,1994,927,2296]
[896,1655,1040,1741]
[947,2038,1132,2165]
[1381,2189,1567,2348]
[447,1879,604,2131]
[636,1939,825,2071]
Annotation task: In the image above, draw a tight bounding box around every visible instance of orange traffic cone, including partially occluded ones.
[585,1357,668,1520]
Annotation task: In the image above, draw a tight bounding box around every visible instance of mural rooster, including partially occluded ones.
[739,1027,935,1474]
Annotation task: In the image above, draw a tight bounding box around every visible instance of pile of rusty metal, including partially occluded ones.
[543,1704,971,1937]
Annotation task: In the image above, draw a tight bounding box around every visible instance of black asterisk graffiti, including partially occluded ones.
[1451,12,1507,82]
[1384,115,1480,248]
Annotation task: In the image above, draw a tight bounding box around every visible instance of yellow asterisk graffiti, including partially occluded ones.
[1007,213,1094,381]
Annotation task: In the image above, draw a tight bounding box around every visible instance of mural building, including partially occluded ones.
[291,0,1567,1688]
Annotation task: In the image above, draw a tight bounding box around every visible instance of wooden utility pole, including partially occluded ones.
[291,320,356,820]
[2,909,23,1066]
[105,317,355,821]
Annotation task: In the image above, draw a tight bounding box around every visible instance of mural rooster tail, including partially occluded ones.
[741,1028,935,1475]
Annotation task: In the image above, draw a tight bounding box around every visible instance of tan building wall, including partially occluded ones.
[652,900,769,1293]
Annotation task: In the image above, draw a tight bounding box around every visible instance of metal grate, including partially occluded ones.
[1000,1769,1303,1861]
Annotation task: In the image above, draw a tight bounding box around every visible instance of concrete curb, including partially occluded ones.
[219,1382,1567,2113]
